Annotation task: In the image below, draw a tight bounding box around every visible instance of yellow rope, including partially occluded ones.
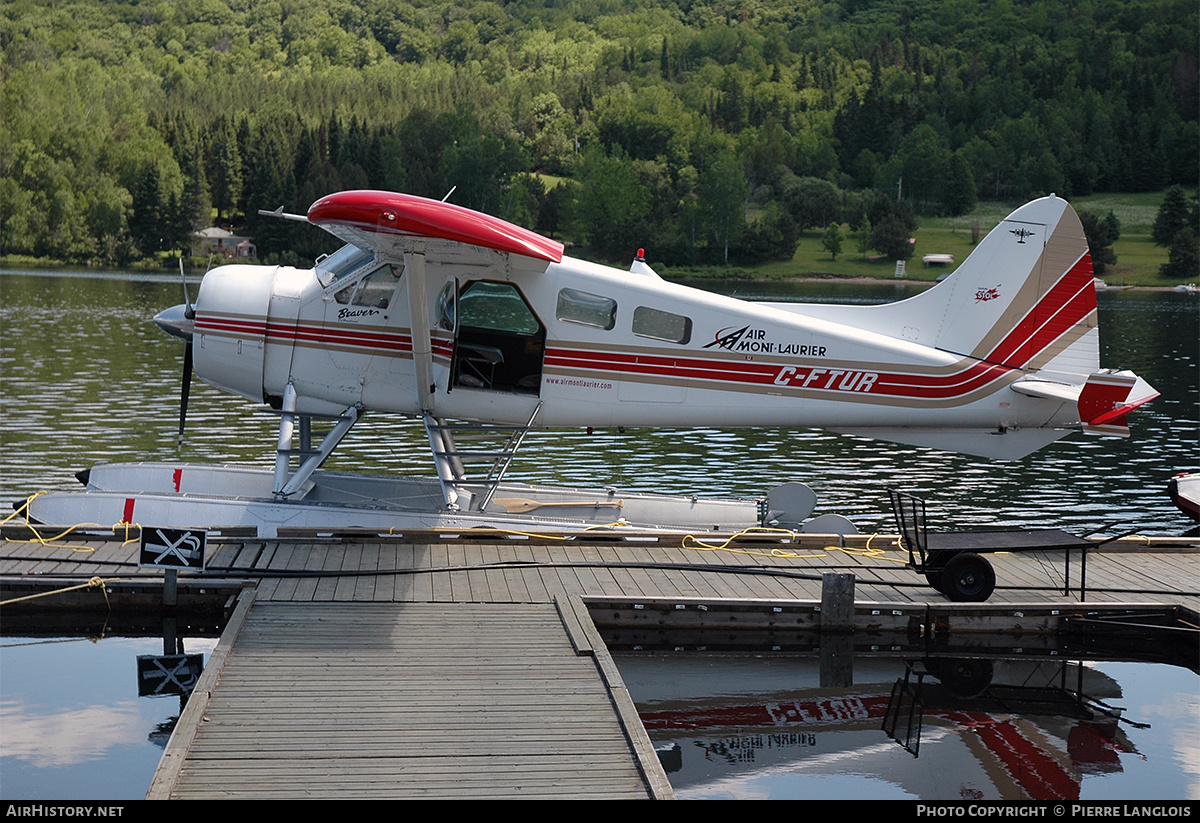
[0,576,117,608]
[678,529,911,563]
[463,526,575,541]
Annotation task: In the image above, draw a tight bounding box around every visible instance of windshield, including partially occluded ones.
[316,244,375,284]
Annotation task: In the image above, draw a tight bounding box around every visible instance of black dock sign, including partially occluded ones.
[139,527,207,570]
[137,654,204,697]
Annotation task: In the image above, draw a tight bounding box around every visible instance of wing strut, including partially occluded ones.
[404,245,436,413]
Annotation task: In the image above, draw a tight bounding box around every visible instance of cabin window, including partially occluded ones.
[556,288,616,330]
[632,306,692,344]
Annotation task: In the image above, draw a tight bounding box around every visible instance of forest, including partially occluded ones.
[2,0,1196,270]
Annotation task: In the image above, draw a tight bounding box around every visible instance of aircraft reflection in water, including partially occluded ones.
[25,191,1157,536]
[619,654,1143,801]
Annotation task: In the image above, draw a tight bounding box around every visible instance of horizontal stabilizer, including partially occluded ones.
[1008,377,1081,403]
[1078,370,1160,436]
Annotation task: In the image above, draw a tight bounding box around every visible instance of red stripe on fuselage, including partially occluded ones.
[197,314,414,354]
[548,258,1093,403]
[265,322,413,353]
[194,253,1093,405]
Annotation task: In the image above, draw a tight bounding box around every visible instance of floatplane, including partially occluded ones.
[23,191,1157,538]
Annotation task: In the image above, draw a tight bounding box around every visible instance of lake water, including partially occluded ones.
[0,269,1196,801]
[1,270,1197,535]
[615,653,1200,801]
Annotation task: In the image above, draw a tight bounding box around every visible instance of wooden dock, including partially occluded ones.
[2,525,1197,799]
[147,595,665,799]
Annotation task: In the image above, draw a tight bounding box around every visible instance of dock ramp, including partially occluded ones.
[148,591,670,799]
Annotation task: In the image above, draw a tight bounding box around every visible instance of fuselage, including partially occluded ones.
[191,248,1073,432]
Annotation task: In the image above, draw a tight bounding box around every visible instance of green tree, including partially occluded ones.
[1079,210,1121,276]
[1152,185,1191,246]
[206,117,243,221]
[822,222,844,260]
[441,130,528,215]
[898,123,951,213]
[856,216,873,259]
[779,174,840,231]
[569,146,651,260]
[129,160,167,255]
[943,151,977,216]
[698,143,746,264]
[868,194,918,261]
[1160,226,1198,279]
[1159,192,1199,278]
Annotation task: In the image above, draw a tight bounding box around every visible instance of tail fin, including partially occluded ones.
[922,195,1099,376]
[780,195,1100,379]
[804,196,1158,459]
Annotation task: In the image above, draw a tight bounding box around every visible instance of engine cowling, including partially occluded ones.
[192,264,274,403]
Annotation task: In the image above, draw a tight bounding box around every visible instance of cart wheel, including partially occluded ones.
[923,552,947,593]
[941,552,996,602]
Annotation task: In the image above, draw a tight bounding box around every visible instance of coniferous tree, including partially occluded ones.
[822,222,844,260]
[129,160,165,255]
[1080,210,1121,276]
[1152,186,1191,246]
[207,117,243,221]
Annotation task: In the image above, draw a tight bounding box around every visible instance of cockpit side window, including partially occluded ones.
[333,263,403,307]
[353,264,401,308]
[459,281,542,335]
[437,280,457,331]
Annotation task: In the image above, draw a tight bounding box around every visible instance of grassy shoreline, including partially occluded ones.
[661,192,1197,288]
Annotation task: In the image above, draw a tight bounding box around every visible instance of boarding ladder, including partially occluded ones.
[424,403,542,512]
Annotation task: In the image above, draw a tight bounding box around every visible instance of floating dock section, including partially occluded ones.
[147,593,667,799]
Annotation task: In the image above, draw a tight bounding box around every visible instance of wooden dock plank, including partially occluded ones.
[5,532,1197,613]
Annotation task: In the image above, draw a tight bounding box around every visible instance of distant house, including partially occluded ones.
[192,227,256,259]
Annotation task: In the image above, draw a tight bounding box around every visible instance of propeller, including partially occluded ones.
[153,259,198,444]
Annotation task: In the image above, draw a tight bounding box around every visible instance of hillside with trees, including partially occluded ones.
[2,0,1196,269]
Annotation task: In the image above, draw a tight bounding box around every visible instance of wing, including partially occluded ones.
[306,190,564,272]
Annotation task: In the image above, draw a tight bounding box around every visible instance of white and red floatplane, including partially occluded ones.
[24,192,1157,537]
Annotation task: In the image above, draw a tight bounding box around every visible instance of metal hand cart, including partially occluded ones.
[888,490,1122,602]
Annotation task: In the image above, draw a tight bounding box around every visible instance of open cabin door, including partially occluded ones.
[448,279,545,396]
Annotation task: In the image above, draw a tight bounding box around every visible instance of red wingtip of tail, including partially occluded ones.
[1078,371,1158,435]
[1086,391,1160,428]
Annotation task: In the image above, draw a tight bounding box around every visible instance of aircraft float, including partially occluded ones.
[23,191,1158,538]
